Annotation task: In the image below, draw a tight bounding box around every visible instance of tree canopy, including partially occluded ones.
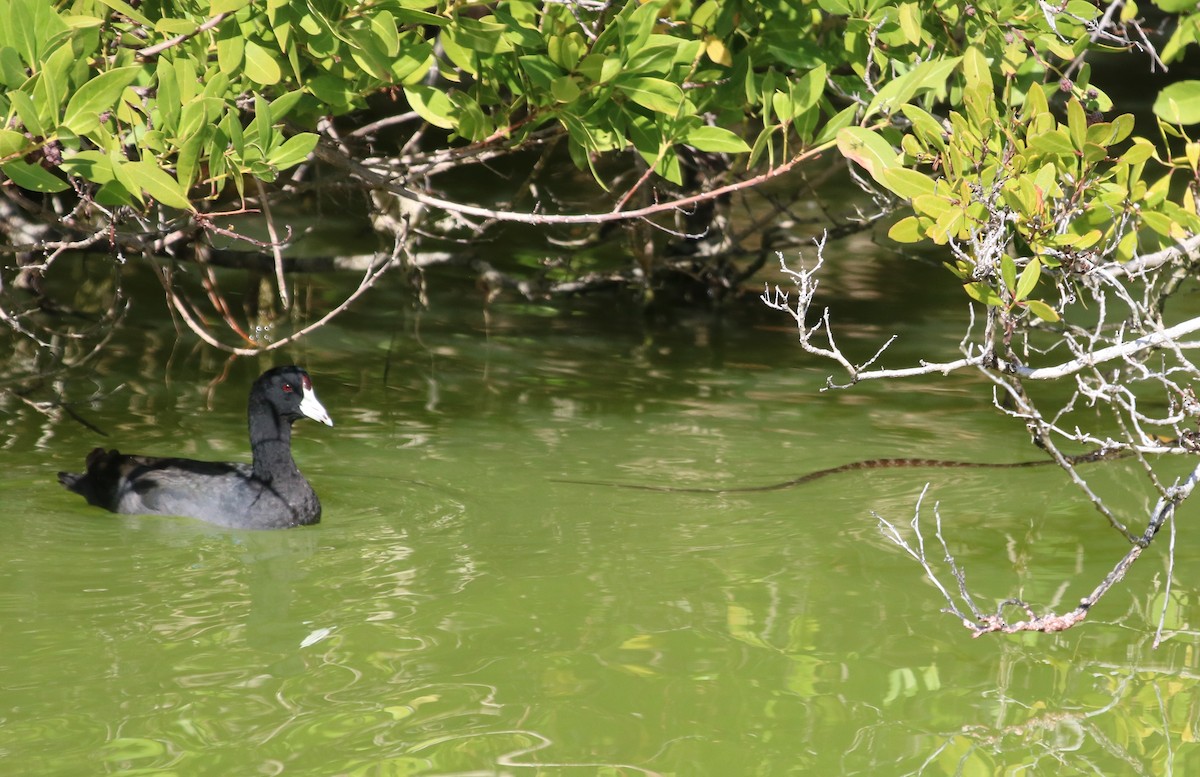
[4,0,1196,337]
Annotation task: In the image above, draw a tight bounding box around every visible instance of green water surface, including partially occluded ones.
[2,257,1198,776]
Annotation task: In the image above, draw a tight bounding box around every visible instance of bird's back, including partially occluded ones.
[58,447,321,529]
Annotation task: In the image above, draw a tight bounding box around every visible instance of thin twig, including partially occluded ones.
[136,13,229,61]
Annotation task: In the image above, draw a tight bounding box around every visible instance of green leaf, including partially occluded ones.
[2,160,69,192]
[943,260,969,280]
[790,63,826,118]
[59,149,113,182]
[92,0,152,26]
[1066,99,1086,150]
[836,126,896,182]
[495,3,543,48]
[551,75,581,103]
[1153,80,1200,125]
[347,26,394,80]
[864,57,961,119]
[392,36,434,84]
[220,110,245,157]
[684,125,750,153]
[518,54,563,92]
[549,30,586,71]
[155,58,180,133]
[654,145,682,185]
[9,90,45,137]
[1000,255,1017,292]
[6,1,39,65]
[771,91,793,124]
[252,95,272,150]
[962,45,991,91]
[1088,113,1134,147]
[879,167,936,199]
[613,0,664,52]
[0,128,29,160]
[619,76,685,115]
[244,40,281,86]
[1024,299,1060,322]
[34,42,74,128]
[123,160,195,211]
[370,9,400,57]
[930,206,966,243]
[309,74,359,112]
[1014,257,1041,302]
[814,104,858,146]
[268,133,318,169]
[1028,128,1075,157]
[393,7,446,26]
[0,47,25,88]
[94,180,138,207]
[450,92,491,141]
[216,23,244,74]
[912,193,953,220]
[62,66,142,134]
[817,0,850,13]
[448,15,508,55]
[901,103,946,148]
[1142,210,1174,236]
[175,129,206,192]
[963,281,1003,307]
[404,85,456,129]
[888,216,925,243]
[898,2,922,45]
[211,0,251,13]
[268,90,306,121]
[1121,138,1155,165]
[748,124,777,168]
[1081,141,1107,164]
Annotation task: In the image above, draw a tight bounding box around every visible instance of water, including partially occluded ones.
[2,254,1198,775]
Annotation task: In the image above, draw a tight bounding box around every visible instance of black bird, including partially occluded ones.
[58,366,334,529]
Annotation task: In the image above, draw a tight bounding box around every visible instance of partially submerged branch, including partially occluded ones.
[879,460,1200,637]
[771,228,1200,639]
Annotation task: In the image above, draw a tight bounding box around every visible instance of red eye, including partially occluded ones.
[302,375,312,390]
[282,384,293,393]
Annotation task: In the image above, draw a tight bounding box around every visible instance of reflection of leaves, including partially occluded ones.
[726,603,772,649]
[99,737,169,763]
[882,664,940,705]
[785,654,822,698]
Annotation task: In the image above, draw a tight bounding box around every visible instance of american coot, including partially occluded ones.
[58,366,334,529]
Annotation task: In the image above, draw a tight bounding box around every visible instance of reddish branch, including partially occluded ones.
[313,139,830,227]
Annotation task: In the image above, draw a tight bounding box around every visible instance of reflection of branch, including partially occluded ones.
[254,178,290,308]
[876,486,980,626]
[161,253,393,355]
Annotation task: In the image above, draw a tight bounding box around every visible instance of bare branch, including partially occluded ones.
[313,138,832,227]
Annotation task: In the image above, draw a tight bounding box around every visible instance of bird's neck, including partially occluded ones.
[248,401,298,481]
